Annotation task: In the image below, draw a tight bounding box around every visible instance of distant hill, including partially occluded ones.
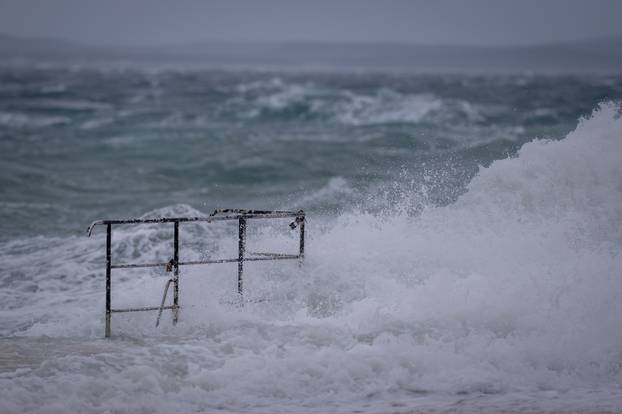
[0,33,87,53]
[1,33,621,73]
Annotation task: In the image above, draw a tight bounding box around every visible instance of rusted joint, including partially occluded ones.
[289,214,305,230]
[165,259,176,272]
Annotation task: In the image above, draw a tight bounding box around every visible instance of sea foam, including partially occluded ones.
[1,103,622,412]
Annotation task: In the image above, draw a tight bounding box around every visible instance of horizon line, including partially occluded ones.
[2,31,621,50]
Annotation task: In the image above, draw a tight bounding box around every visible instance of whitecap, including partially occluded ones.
[0,111,71,128]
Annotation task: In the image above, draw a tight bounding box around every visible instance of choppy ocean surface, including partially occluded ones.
[1,64,622,413]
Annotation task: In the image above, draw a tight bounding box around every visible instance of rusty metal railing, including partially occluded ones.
[88,209,305,337]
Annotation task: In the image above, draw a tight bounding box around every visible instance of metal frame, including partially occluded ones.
[88,209,305,337]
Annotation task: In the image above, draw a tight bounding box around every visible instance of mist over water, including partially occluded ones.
[1,64,622,413]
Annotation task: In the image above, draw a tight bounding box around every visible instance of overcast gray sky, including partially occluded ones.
[0,0,621,46]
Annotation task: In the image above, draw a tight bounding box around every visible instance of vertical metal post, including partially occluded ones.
[173,220,179,324]
[298,216,305,265]
[238,217,246,296]
[105,223,112,338]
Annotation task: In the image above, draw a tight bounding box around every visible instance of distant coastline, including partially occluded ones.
[1,33,622,73]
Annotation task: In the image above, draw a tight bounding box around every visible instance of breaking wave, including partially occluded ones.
[0,111,71,128]
[1,103,622,412]
[225,77,485,126]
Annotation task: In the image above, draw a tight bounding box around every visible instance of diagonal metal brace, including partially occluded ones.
[155,278,174,328]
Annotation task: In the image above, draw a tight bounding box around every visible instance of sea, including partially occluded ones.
[1,61,622,413]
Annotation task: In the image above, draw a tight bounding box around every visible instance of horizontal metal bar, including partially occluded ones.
[245,255,300,262]
[88,211,304,236]
[111,262,169,269]
[111,305,176,313]
[183,255,301,265]
[249,252,298,258]
[110,255,301,269]
[181,258,239,266]
[210,209,298,216]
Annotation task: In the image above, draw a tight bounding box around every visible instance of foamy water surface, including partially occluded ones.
[1,65,622,413]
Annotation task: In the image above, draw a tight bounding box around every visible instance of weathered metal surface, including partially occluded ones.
[88,209,305,338]
[238,217,246,296]
[173,221,179,324]
[105,223,111,338]
[112,305,175,313]
[87,211,303,236]
[155,279,173,327]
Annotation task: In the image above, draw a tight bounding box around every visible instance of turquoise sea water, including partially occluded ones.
[1,67,619,239]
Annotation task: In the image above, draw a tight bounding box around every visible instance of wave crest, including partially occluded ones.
[226,78,485,126]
